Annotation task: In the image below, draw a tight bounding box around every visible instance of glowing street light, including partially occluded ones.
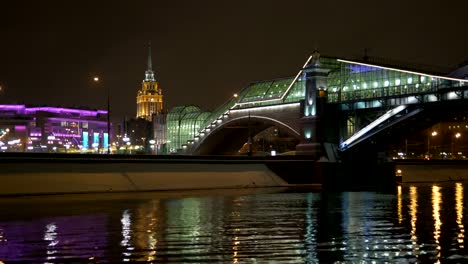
[149,139,156,154]
[93,76,111,154]
[427,130,438,158]
[452,132,462,158]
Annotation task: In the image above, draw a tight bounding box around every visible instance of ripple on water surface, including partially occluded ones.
[0,183,468,263]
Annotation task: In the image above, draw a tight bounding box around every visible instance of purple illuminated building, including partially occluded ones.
[0,104,110,153]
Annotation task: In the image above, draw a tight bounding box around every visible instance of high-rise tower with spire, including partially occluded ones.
[136,43,163,121]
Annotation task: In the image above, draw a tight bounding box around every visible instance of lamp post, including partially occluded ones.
[93,76,111,154]
[452,132,461,159]
[427,131,437,159]
[149,139,155,154]
[123,135,130,154]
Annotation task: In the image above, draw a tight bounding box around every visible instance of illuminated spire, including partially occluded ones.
[147,41,152,71]
[144,41,155,81]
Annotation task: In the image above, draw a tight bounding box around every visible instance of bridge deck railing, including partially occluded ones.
[328,83,468,103]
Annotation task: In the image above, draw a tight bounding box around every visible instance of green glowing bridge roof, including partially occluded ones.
[168,55,468,152]
[229,56,467,109]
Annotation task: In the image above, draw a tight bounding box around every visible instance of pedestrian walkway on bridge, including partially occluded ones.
[165,53,468,156]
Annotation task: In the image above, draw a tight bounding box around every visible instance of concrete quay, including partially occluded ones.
[395,159,468,183]
[0,153,396,196]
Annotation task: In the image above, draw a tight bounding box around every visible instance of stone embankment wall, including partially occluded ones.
[1,161,289,196]
[395,160,468,183]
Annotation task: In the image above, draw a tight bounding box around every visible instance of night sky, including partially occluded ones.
[1,0,467,123]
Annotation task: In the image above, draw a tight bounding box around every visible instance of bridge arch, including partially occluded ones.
[190,114,301,155]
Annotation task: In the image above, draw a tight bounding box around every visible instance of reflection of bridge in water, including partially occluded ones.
[175,51,468,160]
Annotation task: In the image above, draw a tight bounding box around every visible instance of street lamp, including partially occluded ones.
[123,135,130,154]
[427,130,438,158]
[452,132,462,159]
[93,76,111,154]
[149,139,156,154]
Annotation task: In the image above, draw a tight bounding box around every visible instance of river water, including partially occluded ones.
[0,182,467,263]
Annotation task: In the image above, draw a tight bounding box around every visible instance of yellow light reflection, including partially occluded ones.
[456,182,465,248]
[397,185,403,224]
[147,235,157,262]
[133,202,160,262]
[233,235,240,264]
[432,185,442,260]
[409,186,419,251]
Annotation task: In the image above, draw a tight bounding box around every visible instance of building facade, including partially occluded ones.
[0,104,109,153]
[152,111,167,154]
[136,44,163,121]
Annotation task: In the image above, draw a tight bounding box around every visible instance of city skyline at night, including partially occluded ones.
[1,1,467,123]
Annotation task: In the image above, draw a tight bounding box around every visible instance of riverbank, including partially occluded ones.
[395,159,468,183]
[0,153,313,196]
[0,153,396,196]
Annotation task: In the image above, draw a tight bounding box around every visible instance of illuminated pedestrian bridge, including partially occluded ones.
[166,53,468,158]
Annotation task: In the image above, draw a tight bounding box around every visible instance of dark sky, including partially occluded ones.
[1,0,467,123]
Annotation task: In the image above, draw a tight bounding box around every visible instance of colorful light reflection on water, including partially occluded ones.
[0,183,468,263]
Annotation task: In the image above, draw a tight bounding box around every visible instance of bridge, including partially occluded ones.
[174,51,468,160]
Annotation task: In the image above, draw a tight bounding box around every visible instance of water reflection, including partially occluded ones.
[456,182,465,249]
[409,185,418,252]
[44,223,58,263]
[397,185,403,224]
[0,184,468,263]
[120,209,132,261]
[432,185,442,262]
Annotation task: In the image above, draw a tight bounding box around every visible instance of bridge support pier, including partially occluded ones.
[296,116,324,159]
[295,51,333,160]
